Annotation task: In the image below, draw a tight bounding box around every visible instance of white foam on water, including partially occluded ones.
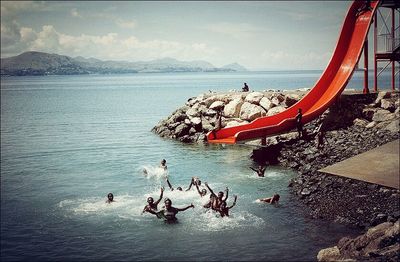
[184,209,265,232]
[140,165,168,181]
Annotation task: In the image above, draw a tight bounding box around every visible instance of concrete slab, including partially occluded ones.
[319,140,400,189]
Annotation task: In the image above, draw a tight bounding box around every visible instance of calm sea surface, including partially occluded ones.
[2,70,389,261]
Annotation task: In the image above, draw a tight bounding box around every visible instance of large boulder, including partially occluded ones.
[372,109,396,122]
[174,123,190,137]
[259,97,275,111]
[374,91,391,106]
[239,102,264,121]
[271,94,285,106]
[225,119,249,128]
[245,92,264,104]
[186,107,200,118]
[201,118,214,132]
[284,94,300,107]
[384,119,399,133]
[317,246,341,262]
[209,101,225,111]
[381,99,395,112]
[266,106,286,116]
[224,98,243,118]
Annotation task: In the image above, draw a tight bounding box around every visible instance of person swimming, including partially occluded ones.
[106,193,115,204]
[257,194,280,205]
[155,198,194,223]
[250,165,266,177]
[218,195,237,217]
[142,187,164,215]
[165,177,183,191]
[204,183,228,210]
[160,159,167,170]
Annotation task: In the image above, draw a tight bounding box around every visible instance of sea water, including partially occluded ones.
[1,71,390,261]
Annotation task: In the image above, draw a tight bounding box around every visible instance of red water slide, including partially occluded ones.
[207,0,380,144]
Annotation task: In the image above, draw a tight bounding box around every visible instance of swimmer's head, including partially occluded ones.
[272,194,280,202]
[195,179,201,186]
[147,197,154,204]
[176,187,183,191]
[164,198,172,208]
[161,159,166,165]
[201,189,207,196]
[107,193,114,201]
[218,191,224,199]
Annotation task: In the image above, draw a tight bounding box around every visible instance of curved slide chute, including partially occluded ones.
[207,0,379,144]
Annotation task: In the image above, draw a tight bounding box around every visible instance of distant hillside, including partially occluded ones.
[222,62,247,72]
[1,51,247,76]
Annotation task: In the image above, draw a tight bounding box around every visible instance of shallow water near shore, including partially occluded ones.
[1,71,384,260]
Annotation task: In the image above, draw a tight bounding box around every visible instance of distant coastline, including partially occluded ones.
[0,51,247,76]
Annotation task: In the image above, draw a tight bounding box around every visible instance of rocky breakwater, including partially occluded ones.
[152,90,304,143]
[317,220,399,261]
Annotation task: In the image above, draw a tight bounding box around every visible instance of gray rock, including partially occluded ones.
[353,118,369,127]
[266,106,286,116]
[209,100,225,110]
[372,109,395,122]
[301,188,311,196]
[244,92,264,104]
[186,107,200,118]
[284,94,300,107]
[381,99,395,112]
[259,97,275,111]
[384,119,399,133]
[174,123,190,137]
[239,102,264,121]
[224,98,243,118]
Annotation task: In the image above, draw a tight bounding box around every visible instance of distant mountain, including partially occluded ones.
[222,63,248,72]
[1,51,247,76]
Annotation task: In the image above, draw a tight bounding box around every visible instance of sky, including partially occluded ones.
[0,1,372,70]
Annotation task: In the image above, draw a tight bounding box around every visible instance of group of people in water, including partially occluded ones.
[106,159,279,224]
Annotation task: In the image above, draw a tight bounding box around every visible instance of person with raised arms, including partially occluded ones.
[155,198,194,223]
[218,195,238,217]
[142,187,164,215]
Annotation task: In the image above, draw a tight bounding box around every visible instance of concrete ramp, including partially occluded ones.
[319,140,400,189]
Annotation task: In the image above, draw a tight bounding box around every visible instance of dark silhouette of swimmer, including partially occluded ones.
[155,198,194,223]
[160,159,167,170]
[204,183,228,210]
[250,165,266,177]
[186,177,202,191]
[165,177,183,191]
[142,187,164,214]
[106,193,115,203]
[258,194,280,205]
[295,108,303,139]
[218,195,237,217]
[203,182,217,208]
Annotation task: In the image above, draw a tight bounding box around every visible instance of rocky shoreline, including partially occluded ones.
[152,89,399,261]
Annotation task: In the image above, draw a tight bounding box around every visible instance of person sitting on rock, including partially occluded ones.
[242,82,249,92]
[257,194,280,205]
[250,165,266,177]
[106,193,115,204]
[142,187,164,214]
[218,195,237,217]
[295,108,303,139]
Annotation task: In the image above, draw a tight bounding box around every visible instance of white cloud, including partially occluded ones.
[115,19,136,29]
[2,23,218,62]
[70,8,81,18]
